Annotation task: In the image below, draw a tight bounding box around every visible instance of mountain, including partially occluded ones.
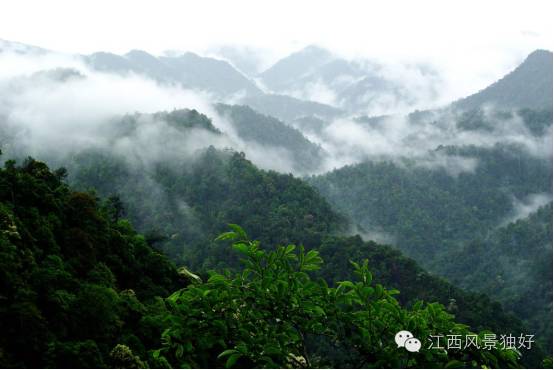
[440,203,553,351]
[1,98,531,341]
[241,93,344,123]
[85,50,263,97]
[308,139,552,352]
[258,45,442,115]
[215,104,325,173]
[259,45,336,91]
[0,154,530,368]
[1,39,552,367]
[159,52,262,97]
[259,45,375,108]
[0,39,47,55]
[454,49,553,111]
[0,156,182,368]
[85,48,349,121]
[61,142,537,345]
[209,45,267,76]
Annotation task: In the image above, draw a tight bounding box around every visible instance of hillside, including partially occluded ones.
[61,143,545,361]
[440,203,553,350]
[308,140,552,351]
[241,93,344,123]
[0,37,552,368]
[0,155,182,367]
[454,49,553,110]
[215,103,325,173]
[258,45,441,115]
[0,151,539,367]
[85,50,263,97]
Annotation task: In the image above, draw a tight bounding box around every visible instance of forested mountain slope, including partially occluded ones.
[0,155,182,368]
[1,98,547,364]
[215,104,325,173]
[440,203,553,350]
[0,153,540,368]
[61,144,546,363]
[308,139,552,352]
[241,93,344,123]
[1,40,552,368]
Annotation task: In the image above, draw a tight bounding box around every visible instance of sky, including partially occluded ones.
[1,0,552,96]
[1,0,551,56]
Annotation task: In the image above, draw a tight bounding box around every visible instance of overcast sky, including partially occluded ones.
[1,0,552,97]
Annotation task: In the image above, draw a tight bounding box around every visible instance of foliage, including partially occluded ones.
[66,144,543,364]
[155,226,522,368]
[0,156,182,367]
[69,146,345,269]
[441,203,553,350]
[0,152,546,368]
[308,140,552,354]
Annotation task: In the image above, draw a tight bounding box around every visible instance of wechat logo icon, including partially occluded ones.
[395,330,422,352]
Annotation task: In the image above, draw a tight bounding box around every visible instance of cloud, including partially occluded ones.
[503,193,553,225]
[0,48,314,177]
[303,104,551,174]
[283,79,339,107]
[0,46,551,181]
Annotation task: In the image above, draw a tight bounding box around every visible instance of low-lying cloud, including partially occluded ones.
[0,49,304,175]
[503,193,553,225]
[305,105,552,174]
[0,47,551,181]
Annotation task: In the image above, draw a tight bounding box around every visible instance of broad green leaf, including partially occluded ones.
[225,353,242,368]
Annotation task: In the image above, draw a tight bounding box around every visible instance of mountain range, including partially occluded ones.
[0,38,552,368]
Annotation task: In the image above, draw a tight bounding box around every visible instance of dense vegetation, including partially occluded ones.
[215,104,324,173]
[308,138,552,353]
[68,146,343,269]
[0,154,182,367]
[63,143,546,365]
[309,142,551,260]
[155,226,523,368]
[441,203,553,350]
[0,156,533,367]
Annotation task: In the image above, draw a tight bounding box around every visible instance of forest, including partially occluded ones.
[0,155,542,368]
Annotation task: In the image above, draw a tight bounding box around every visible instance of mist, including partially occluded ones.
[0,48,309,175]
[305,106,552,174]
[503,193,553,225]
[1,44,551,182]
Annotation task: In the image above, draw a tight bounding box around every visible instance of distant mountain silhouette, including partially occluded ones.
[258,45,440,114]
[454,50,553,110]
[85,50,263,97]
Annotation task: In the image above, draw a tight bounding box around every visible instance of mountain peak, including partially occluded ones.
[453,49,553,111]
[259,45,335,90]
[521,49,553,69]
[298,44,332,58]
[526,48,553,59]
[125,49,157,61]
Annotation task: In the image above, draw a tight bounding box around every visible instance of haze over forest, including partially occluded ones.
[0,1,552,369]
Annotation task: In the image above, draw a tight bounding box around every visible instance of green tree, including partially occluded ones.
[156,226,521,368]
